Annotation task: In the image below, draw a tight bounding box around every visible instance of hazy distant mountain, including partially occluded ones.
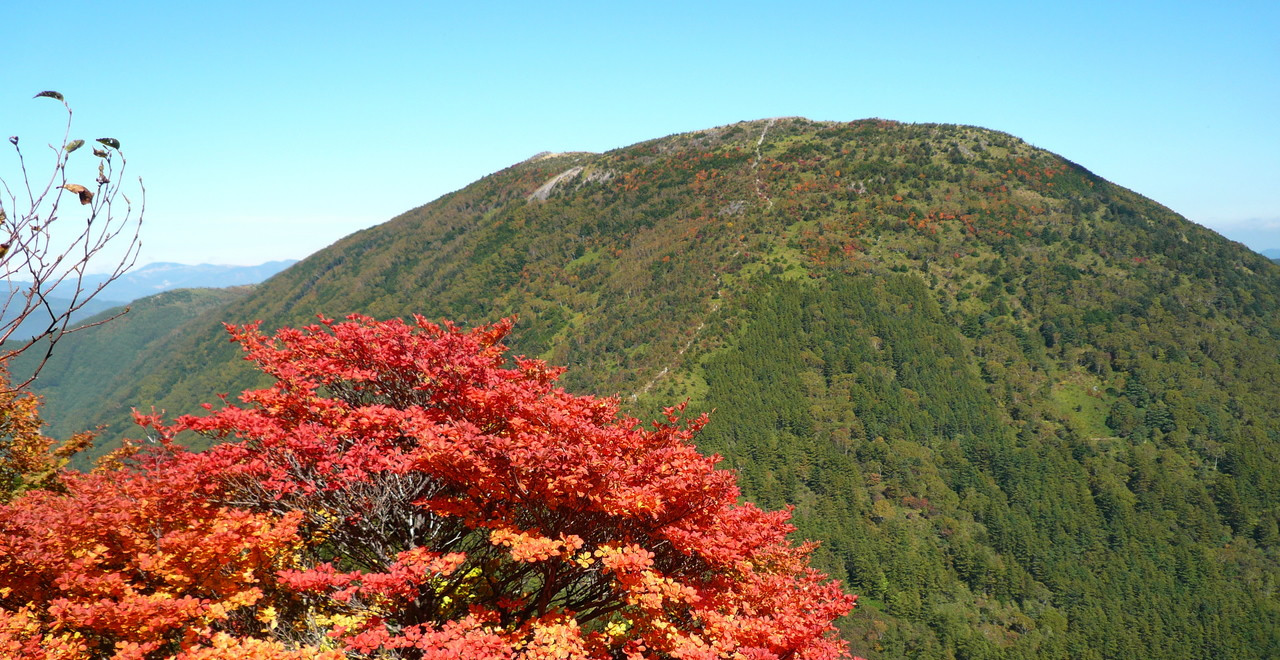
[2,260,295,342]
[79,260,298,303]
[26,118,1280,658]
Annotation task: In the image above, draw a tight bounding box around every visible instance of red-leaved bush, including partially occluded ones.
[1,314,855,658]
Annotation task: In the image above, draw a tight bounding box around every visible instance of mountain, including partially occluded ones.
[0,295,120,343]
[26,118,1280,658]
[14,260,297,305]
[1261,248,1280,260]
[2,260,295,342]
[9,287,255,442]
[86,260,298,302]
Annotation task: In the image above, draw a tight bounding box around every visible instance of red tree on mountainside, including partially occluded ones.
[0,314,856,658]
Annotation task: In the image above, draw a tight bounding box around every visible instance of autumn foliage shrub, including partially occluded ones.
[0,366,94,502]
[0,314,855,658]
[0,461,326,659]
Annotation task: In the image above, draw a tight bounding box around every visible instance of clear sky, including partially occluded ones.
[4,0,1278,268]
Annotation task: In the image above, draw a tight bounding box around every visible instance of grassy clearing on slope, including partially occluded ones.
[1049,376,1113,440]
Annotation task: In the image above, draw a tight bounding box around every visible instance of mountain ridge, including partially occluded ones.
[12,259,297,305]
[2,260,295,346]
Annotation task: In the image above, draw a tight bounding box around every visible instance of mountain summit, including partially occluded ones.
[31,118,1280,658]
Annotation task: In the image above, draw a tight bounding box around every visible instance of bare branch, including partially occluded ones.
[0,93,143,391]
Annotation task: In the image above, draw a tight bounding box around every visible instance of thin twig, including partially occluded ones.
[0,93,144,391]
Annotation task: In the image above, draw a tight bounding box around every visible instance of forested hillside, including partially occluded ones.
[29,118,1280,658]
[11,287,253,443]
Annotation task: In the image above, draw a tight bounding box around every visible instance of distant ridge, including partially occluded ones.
[84,260,298,303]
[2,260,297,341]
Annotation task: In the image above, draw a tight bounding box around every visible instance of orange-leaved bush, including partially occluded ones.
[0,364,94,502]
[3,314,856,659]
[0,451,334,659]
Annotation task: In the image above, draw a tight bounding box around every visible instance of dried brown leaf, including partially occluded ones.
[61,184,94,205]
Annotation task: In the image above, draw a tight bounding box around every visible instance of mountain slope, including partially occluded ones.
[11,286,255,443]
[32,118,1280,658]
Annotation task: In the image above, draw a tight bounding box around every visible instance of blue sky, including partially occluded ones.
[4,0,1278,268]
